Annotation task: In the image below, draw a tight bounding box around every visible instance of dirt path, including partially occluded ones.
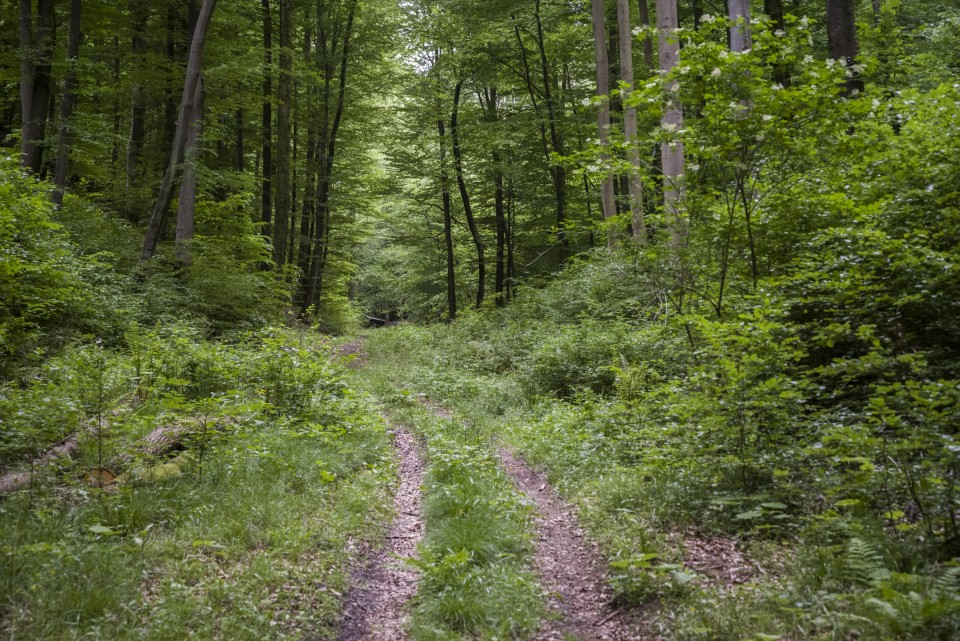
[337,425,425,641]
[499,448,648,641]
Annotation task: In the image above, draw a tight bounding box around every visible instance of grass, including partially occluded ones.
[0,329,395,640]
[353,332,544,640]
[358,322,960,641]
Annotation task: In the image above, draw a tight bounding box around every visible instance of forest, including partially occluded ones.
[1,0,959,639]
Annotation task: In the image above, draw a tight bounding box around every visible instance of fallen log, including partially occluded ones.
[0,435,80,495]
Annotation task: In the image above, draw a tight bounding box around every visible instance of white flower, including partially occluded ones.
[741,48,751,55]
[689,163,700,171]
[581,97,592,107]
[762,114,774,121]
[771,83,784,91]
[680,66,691,74]
[802,55,813,65]
[711,68,722,78]
[662,122,678,132]
[867,111,875,118]
[800,16,810,27]
[729,101,740,109]
[851,63,866,73]
[825,58,835,67]
[700,13,715,23]
[712,212,722,221]
[632,26,644,36]
[774,29,786,37]
[807,35,814,46]
[872,98,881,107]
[719,50,729,59]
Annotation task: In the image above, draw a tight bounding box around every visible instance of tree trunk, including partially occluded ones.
[52,0,81,207]
[175,78,204,265]
[273,0,292,266]
[618,0,646,242]
[728,0,751,53]
[451,79,485,309]
[261,0,273,236]
[656,0,686,247]
[300,0,357,314]
[636,0,654,70]
[126,2,149,197]
[140,0,218,262]
[235,107,244,171]
[826,0,862,94]
[763,0,790,86]
[534,0,567,251]
[438,113,456,322]
[483,87,507,307]
[590,0,617,244]
[19,0,56,174]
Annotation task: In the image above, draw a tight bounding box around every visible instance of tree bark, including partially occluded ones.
[656,0,686,247]
[451,79,486,309]
[763,0,790,86]
[52,0,81,207]
[261,0,274,236]
[438,113,456,322]
[590,0,617,244]
[140,0,218,262]
[826,0,862,94]
[728,0,751,53]
[636,0,654,70]
[19,0,56,174]
[175,78,204,265]
[273,0,292,266]
[533,0,567,251]
[126,2,149,197]
[618,0,646,242]
[483,87,507,307]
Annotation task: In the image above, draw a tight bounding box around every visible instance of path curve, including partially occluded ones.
[499,448,647,641]
[337,425,425,641]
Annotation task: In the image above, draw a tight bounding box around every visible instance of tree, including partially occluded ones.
[590,0,617,243]
[451,78,486,308]
[273,0,292,266]
[617,0,645,242]
[18,0,55,174]
[140,0,218,262]
[656,0,685,248]
[52,0,82,207]
[826,0,862,94]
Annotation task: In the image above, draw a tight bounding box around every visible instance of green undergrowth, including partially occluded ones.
[360,294,960,641]
[352,337,542,641]
[1,327,393,640]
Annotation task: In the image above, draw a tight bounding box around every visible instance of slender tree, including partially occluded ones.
[261,0,274,236]
[656,0,685,247]
[175,78,204,265]
[274,0,292,266]
[18,0,56,174]
[590,0,617,243]
[450,79,485,308]
[52,0,82,207]
[617,0,646,242]
[140,0,218,262]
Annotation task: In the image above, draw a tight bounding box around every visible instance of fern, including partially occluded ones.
[844,537,891,587]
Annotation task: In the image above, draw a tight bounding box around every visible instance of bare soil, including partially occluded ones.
[337,425,425,641]
[499,448,651,641]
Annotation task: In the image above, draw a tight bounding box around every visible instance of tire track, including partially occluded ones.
[337,425,425,641]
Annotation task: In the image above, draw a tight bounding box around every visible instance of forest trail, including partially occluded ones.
[337,424,425,641]
[498,448,647,641]
[424,402,646,641]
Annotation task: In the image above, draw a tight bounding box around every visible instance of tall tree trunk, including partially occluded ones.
[590,0,617,244]
[451,79,485,309]
[534,0,567,251]
[438,113,456,322]
[235,107,244,171]
[175,78,204,265]
[763,0,790,86]
[728,0,751,53]
[656,0,686,248]
[636,0,654,70]
[618,0,646,242]
[483,87,507,307]
[126,2,149,197]
[261,0,273,236]
[164,7,177,145]
[301,0,357,314]
[273,0,292,266]
[19,0,56,174]
[140,0,218,262]
[826,0,862,94]
[52,0,81,207]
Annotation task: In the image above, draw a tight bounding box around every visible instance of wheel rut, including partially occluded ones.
[499,448,648,641]
[337,424,425,641]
